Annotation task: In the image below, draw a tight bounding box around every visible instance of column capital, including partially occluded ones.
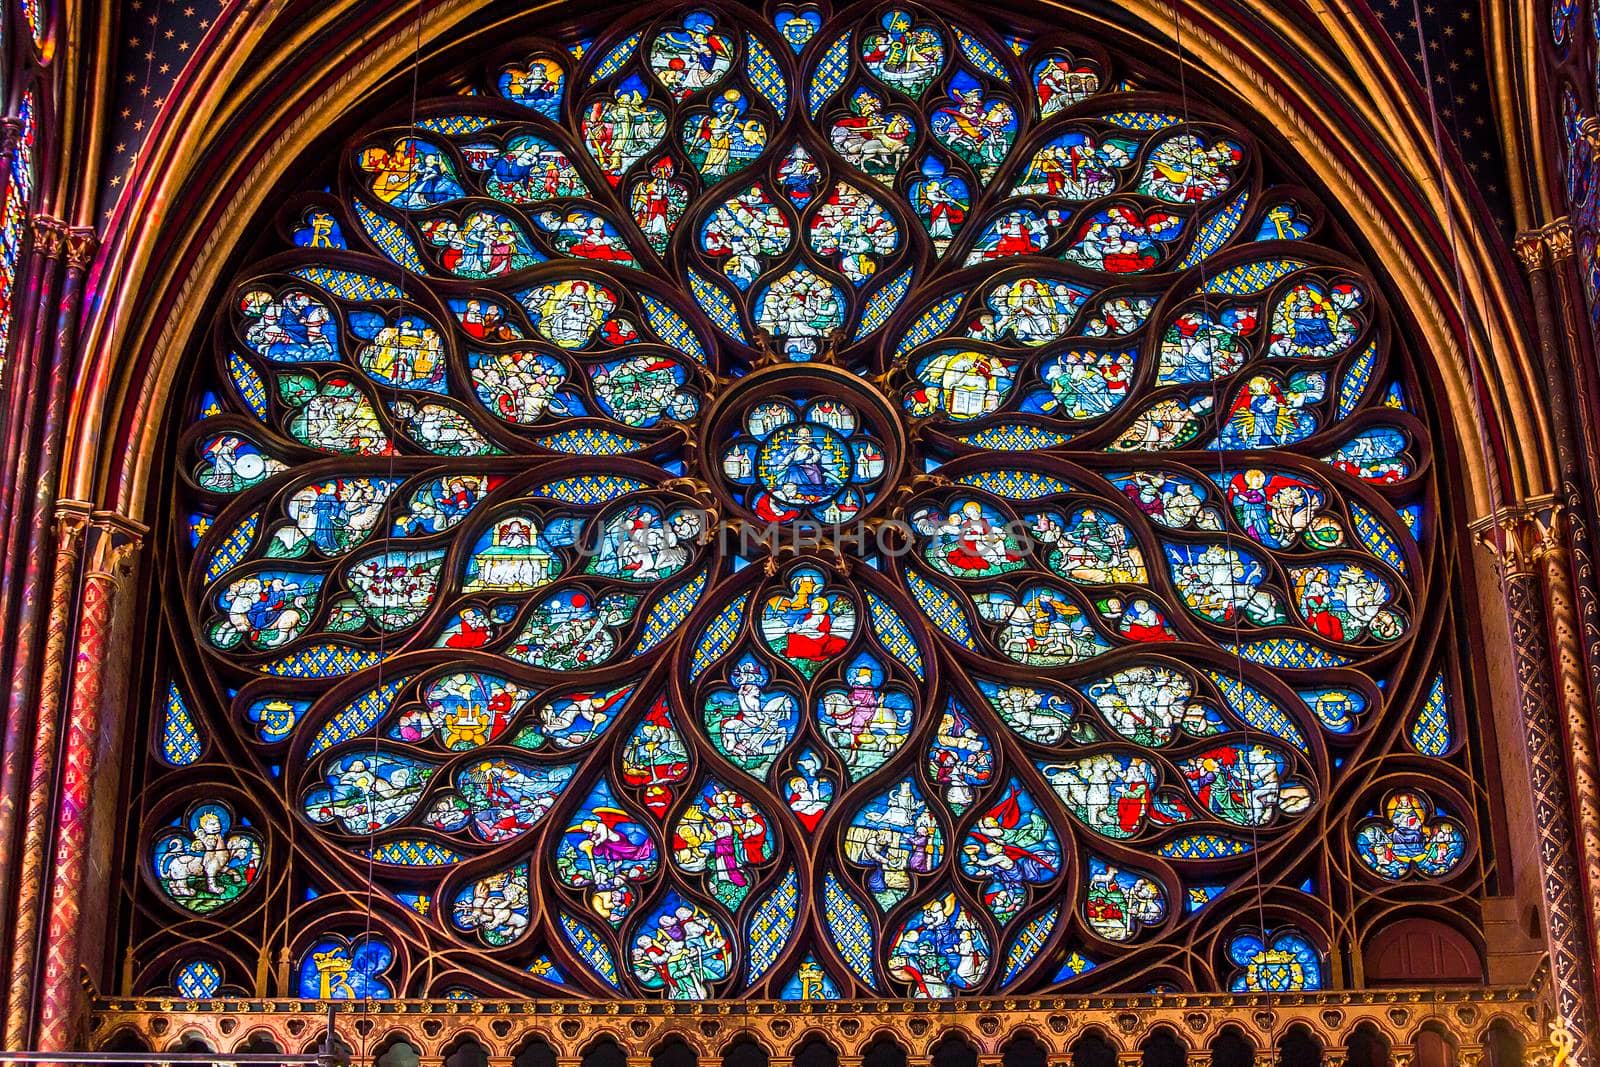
[1471,497,1565,577]
[65,227,97,270]
[29,215,67,257]
[1515,229,1548,270]
[82,510,147,584]
[1542,218,1577,261]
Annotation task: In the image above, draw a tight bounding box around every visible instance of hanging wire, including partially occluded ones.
[1167,0,1279,1046]
[353,0,430,1051]
[1400,0,1530,1052]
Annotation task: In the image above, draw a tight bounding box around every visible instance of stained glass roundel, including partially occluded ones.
[164,0,1467,1000]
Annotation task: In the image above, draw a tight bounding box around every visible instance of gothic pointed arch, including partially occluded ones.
[95,0,1529,1005]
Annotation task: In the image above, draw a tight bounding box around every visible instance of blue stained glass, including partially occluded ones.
[589,32,641,82]
[364,839,462,866]
[780,954,843,999]
[1337,340,1379,418]
[854,268,914,340]
[905,569,976,648]
[1100,111,1179,130]
[1254,201,1312,241]
[297,935,395,999]
[1203,259,1306,295]
[247,696,310,743]
[205,511,259,581]
[865,589,925,680]
[1350,501,1407,575]
[745,867,800,982]
[293,210,346,249]
[1208,672,1308,753]
[1296,687,1366,734]
[1159,835,1252,859]
[527,955,569,985]
[809,33,852,117]
[746,34,789,118]
[823,872,877,988]
[1228,638,1354,670]
[1176,189,1250,269]
[691,593,749,681]
[173,960,222,999]
[227,352,269,421]
[954,468,1070,499]
[1000,906,1058,986]
[416,115,496,135]
[536,475,648,503]
[1354,790,1466,879]
[164,1,1468,1003]
[259,644,384,678]
[353,200,427,273]
[306,676,413,756]
[633,569,709,654]
[535,427,645,453]
[641,293,708,363]
[160,682,203,766]
[1410,672,1453,756]
[1226,929,1323,992]
[289,266,403,301]
[956,27,1009,81]
[560,912,622,988]
[1052,950,1097,980]
[893,291,965,357]
[688,267,749,343]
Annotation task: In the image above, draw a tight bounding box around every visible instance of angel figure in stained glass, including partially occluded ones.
[687,91,767,179]
[1217,373,1325,449]
[783,749,833,829]
[557,785,659,925]
[960,784,1059,922]
[650,12,733,98]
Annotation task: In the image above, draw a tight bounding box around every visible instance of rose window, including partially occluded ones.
[148,0,1478,1002]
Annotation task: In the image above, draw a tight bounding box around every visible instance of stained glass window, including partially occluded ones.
[0,89,34,384]
[134,0,1485,1000]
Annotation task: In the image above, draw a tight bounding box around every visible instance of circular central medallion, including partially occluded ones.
[705,365,906,525]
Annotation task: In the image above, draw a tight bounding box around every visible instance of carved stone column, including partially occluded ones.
[33,513,145,1051]
[3,225,97,1047]
[1476,505,1600,1065]
[0,216,67,927]
[3,501,89,1045]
